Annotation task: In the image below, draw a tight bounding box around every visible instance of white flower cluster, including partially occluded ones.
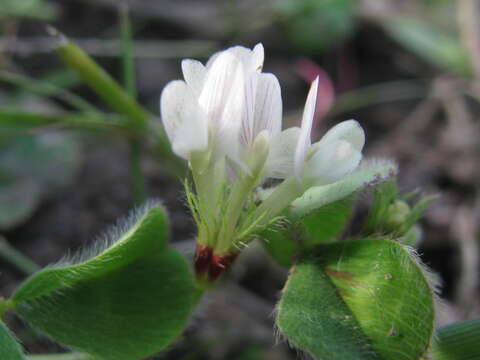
[160,44,365,256]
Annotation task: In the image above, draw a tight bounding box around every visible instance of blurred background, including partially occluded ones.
[0,0,479,358]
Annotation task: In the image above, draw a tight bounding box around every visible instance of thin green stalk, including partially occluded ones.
[48,26,148,132]
[0,298,15,320]
[0,110,130,131]
[120,5,146,204]
[249,177,304,229]
[330,80,427,116]
[0,70,99,114]
[120,4,136,99]
[0,236,40,276]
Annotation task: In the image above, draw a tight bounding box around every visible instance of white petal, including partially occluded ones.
[305,139,362,186]
[207,44,264,73]
[160,80,208,159]
[266,127,301,179]
[239,72,258,146]
[294,77,319,180]
[205,46,248,70]
[252,73,282,140]
[251,43,264,72]
[181,59,206,97]
[314,119,365,152]
[213,62,246,164]
[199,51,242,131]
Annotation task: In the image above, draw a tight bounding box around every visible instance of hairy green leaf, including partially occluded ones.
[291,159,397,218]
[302,195,354,246]
[276,238,436,360]
[262,196,354,267]
[12,204,195,360]
[0,322,25,360]
[431,319,480,360]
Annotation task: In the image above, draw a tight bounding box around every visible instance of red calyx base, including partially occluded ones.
[194,244,239,282]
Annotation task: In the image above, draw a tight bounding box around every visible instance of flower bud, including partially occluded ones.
[384,200,411,233]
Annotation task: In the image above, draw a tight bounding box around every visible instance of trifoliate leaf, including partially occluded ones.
[276,238,436,360]
[12,203,195,360]
[430,319,480,360]
[0,322,25,360]
[262,196,354,267]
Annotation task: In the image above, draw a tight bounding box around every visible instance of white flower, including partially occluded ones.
[294,77,365,186]
[160,44,283,172]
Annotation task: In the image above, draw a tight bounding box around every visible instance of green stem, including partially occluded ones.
[0,70,99,114]
[120,4,136,99]
[119,7,146,204]
[50,27,148,132]
[0,110,130,131]
[0,236,40,276]
[249,177,304,229]
[0,298,15,321]
[215,176,252,254]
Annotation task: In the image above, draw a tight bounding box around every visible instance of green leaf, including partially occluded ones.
[0,133,80,230]
[27,354,92,360]
[261,159,394,268]
[261,222,301,267]
[384,17,470,76]
[261,196,354,267]
[302,195,354,246]
[362,179,436,240]
[12,204,195,360]
[401,225,422,247]
[431,320,480,360]
[0,322,25,360]
[276,238,436,360]
[291,159,397,218]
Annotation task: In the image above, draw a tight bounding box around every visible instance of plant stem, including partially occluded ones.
[0,110,130,131]
[49,27,148,132]
[0,298,15,321]
[0,70,99,114]
[0,236,40,276]
[119,5,146,204]
[120,4,136,99]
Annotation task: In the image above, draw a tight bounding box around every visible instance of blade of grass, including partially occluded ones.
[0,110,130,131]
[0,70,99,114]
[47,26,148,132]
[0,236,40,276]
[120,4,146,204]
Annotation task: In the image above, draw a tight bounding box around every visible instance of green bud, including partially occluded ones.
[384,200,411,233]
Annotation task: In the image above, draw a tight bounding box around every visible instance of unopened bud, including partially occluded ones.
[385,200,410,232]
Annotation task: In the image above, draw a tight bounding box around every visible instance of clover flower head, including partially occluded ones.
[161,43,288,178]
[159,45,366,281]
